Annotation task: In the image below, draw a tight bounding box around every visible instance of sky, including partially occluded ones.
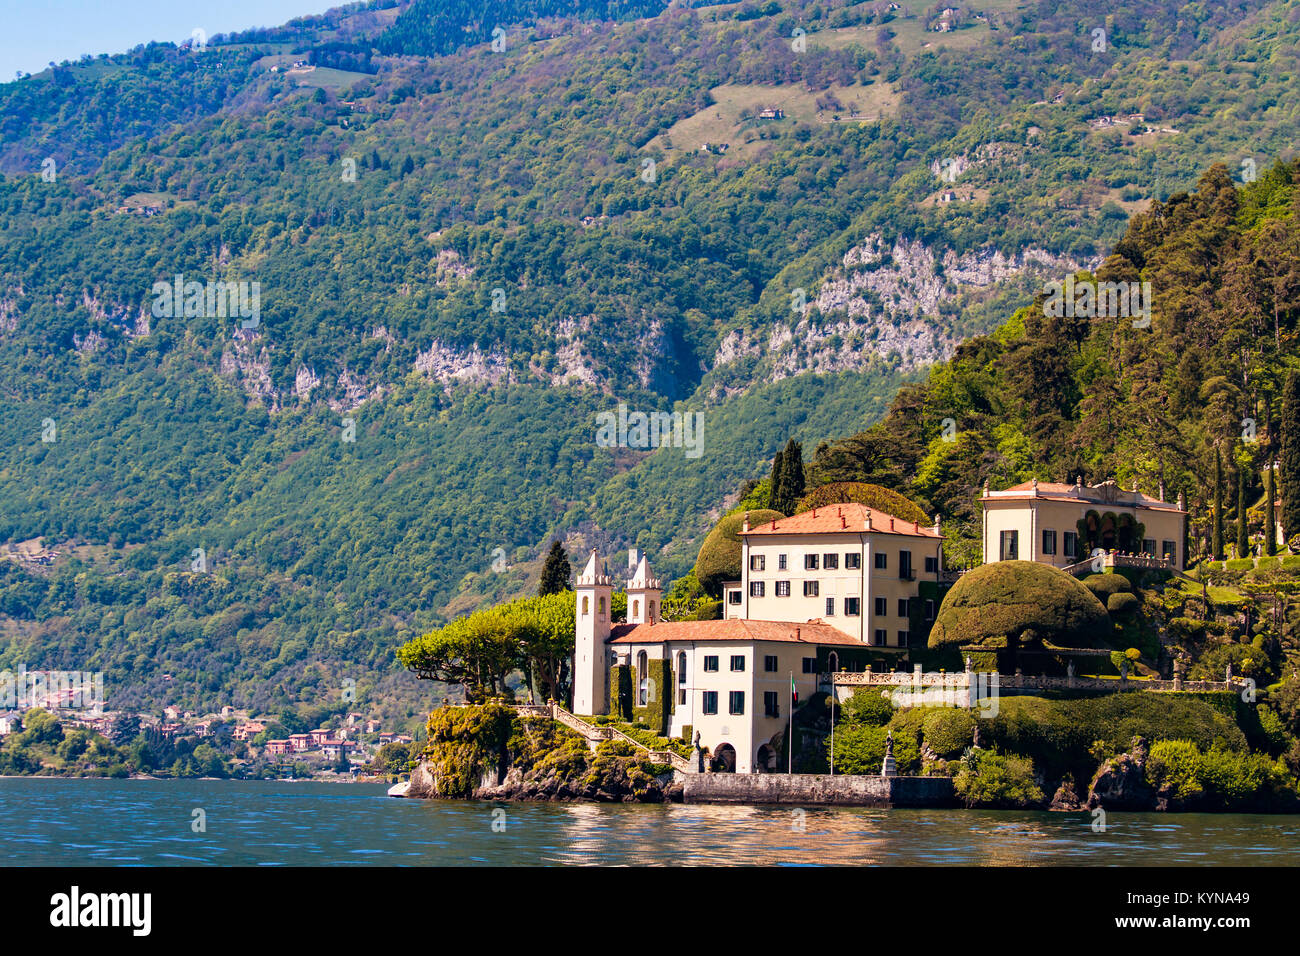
[0,0,340,79]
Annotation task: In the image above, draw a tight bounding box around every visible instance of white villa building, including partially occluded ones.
[573,503,945,773]
[980,477,1187,570]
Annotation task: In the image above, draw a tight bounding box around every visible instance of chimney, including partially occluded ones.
[742,511,750,533]
[841,515,847,529]
[1031,476,1038,492]
[934,516,941,535]
[812,507,817,518]
[890,517,895,531]
[913,521,919,533]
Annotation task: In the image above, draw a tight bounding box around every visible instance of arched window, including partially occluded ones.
[677,651,687,685]
[632,599,640,620]
[637,651,648,707]
[648,600,656,622]
[828,651,839,672]
[598,596,606,617]
[581,596,589,615]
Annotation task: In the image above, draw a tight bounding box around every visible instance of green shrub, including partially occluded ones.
[1147,739,1204,802]
[1280,555,1300,571]
[829,723,920,775]
[1107,591,1139,616]
[693,509,784,596]
[1225,558,1255,572]
[1188,641,1278,686]
[795,482,930,525]
[930,561,1111,652]
[1255,557,1280,572]
[921,708,976,758]
[1083,573,1132,601]
[954,751,1044,808]
[841,688,895,726]
[683,600,722,621]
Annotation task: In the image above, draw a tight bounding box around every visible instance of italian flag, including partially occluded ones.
[791,675,798,706]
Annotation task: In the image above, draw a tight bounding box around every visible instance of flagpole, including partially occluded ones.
[788,671,793,775]
[830,690,835,776]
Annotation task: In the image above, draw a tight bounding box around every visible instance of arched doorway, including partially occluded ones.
[756,744,775,772]
[828,651,839,673]
[712,743,737,773]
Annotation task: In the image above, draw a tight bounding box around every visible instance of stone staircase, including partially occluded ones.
[515,702,691,773]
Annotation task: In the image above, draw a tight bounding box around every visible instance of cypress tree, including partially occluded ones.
[1212,444,1224,561]
[1236,457,1248,558]
[769,448,786,513]
[1266,462,1277,556]
[537,541,570,596]
[782,439,806,512]
[1281,371,1300,546]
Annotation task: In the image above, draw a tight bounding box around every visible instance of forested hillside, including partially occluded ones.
[1,0,1298,719]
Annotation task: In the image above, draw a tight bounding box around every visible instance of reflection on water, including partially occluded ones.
[2,778,1297,866]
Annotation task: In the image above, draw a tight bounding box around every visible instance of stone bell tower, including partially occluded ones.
[573,550,612,715]
[625,550,662,625]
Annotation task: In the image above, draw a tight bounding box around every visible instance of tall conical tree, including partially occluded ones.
[1212,444,1224,561]
[782,439,806,511]
[769,447,786,513]
[537,541,570,596]
[1236,455,1249,558]
[1281,371,1300,546]
[1266,462,1277,555]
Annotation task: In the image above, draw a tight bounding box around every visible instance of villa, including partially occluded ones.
[980,477,1186,570]
[573,503,945,773]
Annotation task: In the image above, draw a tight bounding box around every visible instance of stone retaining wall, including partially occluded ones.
[680,773,955,808]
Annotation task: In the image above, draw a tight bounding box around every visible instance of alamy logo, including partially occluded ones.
[50,886,151,936]
[152,274,260,329]
[1042,276,1152,328]
[595,403,703,459]
[0,665,103,710]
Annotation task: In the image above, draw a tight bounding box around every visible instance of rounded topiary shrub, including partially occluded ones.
[841,688,895,726]
[1107,591,1139,615]
[693,508,783,596]
[929,560,1111,651]
[795,482,930,526]
[1082,573,1132,602]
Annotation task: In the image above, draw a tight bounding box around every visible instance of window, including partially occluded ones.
[825,598,835,616]
[637,651,648,706]
[803,580,820,597]
[899,551,912,579]
[728,590,742,605]
[750,554,765,571]
[778,553,788,571]
[703,655,718,673]
[1162,540,1177,562]
[874,597,887,616]
[925,599,936,621]
[730,655,745,672]
[897,631,910,647]
[599,596,607,616]
[823,553,839,570]
[764,655,778,672]
[729,691,745,715]
[874,552,888,570]
[845,597,861,616]
[764,691,779,718]
[776,580,791,597]
[873,629,888,646]
[999,530,1019,561]
[845,553,861,570]
[750,581,765,598]
[1063,531,1077,558]
[632,599,640,619]
[898,598,910,617]
[801,657,816,674]
[679,689,686,706]
[1142,538,1156,556]
[678,652,687,684]
[702,691,718,715]
[1042,529,1057,555]
[924,556,938,573]
[804,554,820,570]
[581,596,589,615]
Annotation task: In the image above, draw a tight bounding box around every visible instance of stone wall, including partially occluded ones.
[680,773,955,808]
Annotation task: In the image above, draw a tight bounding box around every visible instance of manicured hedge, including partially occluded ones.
[609,664,633,721]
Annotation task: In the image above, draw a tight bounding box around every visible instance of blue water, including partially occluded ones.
[2,778,1297,865]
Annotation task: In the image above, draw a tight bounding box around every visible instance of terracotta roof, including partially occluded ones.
[982,481,1184,513]
[740,502,940,538]
[609,619,863,646]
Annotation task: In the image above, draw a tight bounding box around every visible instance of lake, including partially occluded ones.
[3,778,1297,866]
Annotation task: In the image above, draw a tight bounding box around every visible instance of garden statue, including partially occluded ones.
[965,655,973,672]
[884,730,894,759]
[1120,658,1129,679]
[1067,661,1075,679]
[1225,664,1232,682]
[972,724,982,749]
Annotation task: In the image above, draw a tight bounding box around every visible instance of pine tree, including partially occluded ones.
[1281,371,1300,546]
[401,155,415,176]
[1212,444,1224,561]
[1236,457,1248,558]
[537,541,570,596]
[1266,462,1277,555]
